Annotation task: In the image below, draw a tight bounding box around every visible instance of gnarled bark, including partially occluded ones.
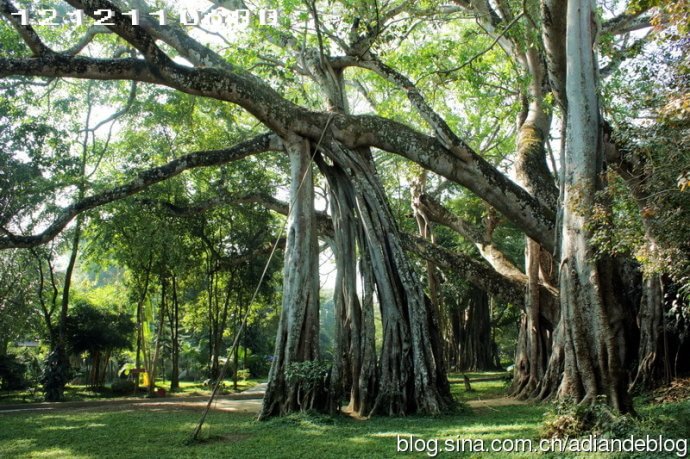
[326,142,452,416]
[631,274,670,391]
[319,160,377,416]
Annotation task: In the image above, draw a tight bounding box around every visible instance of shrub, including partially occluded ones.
[245,354,271,378]
[0,354,27,390]
[285,360,331,409]
[542,396,636,439]
[285,361,331,390]
[111,380,137,395]
[236,368,251,382]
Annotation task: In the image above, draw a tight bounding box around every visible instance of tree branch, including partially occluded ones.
[418,193,558,301]
[0,133,281,250]
[0,0,54,56]
[0,2,557,250]
[0,55,159,83]
[399,233,525,307]
[63,25,111,56]
[602,12,652,35]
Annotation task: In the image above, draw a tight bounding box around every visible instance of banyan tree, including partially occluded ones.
[0,0,688,415]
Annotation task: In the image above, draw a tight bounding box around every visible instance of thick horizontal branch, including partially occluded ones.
[399,233,525,307]
[336,115,556,251]
[418,193,559,302]
[418,194,527,281]
[0,133,281,250]
[0,55,159,83]
[0,0,556,250]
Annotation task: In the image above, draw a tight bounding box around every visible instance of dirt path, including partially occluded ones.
[1,384,526,415]
[466,397,527,410]
[0,383,268,415]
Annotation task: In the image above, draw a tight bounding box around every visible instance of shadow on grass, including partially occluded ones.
[4,375,685,459]
[0,401,547,458]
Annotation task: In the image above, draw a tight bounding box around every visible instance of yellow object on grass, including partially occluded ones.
[138,371,150,387]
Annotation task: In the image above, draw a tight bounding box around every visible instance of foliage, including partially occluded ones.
[243,354,271,378]
[285,360,331,409]
[235,369,251,382]
[285,361,331,390]
[597,7,690,297]
[0,250,44,351]
[65,300,135,357]
[541,396,636,439]
[0,354,27,390]
[110,379,137,395]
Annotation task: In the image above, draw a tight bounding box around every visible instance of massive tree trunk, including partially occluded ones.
[302,51,450,415]
[319,160,377,416]
[305,56,379,415]
[325,142,452,416]
[541,0,633,413]
[260,136,324,419]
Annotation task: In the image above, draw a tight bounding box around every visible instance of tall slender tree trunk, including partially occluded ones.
[148,276,168,395]
[169,274,180,391]
[260,136,324,419]
[541,0,633,412]
[510,46,559,400]
[43,214,82,402]
[411,173,448,369]
[135,256,152,373]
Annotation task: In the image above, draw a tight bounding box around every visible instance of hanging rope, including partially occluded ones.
[189,115,334,443]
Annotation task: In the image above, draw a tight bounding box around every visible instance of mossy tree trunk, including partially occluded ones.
[539,0,633,412]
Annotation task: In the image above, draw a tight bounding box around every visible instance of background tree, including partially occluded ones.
[64,300,135,388]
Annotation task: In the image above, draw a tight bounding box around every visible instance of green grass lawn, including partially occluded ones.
[448,372,511,403]
[166,379,260,397]
[0,403,546,458]
[1,374,687,459]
